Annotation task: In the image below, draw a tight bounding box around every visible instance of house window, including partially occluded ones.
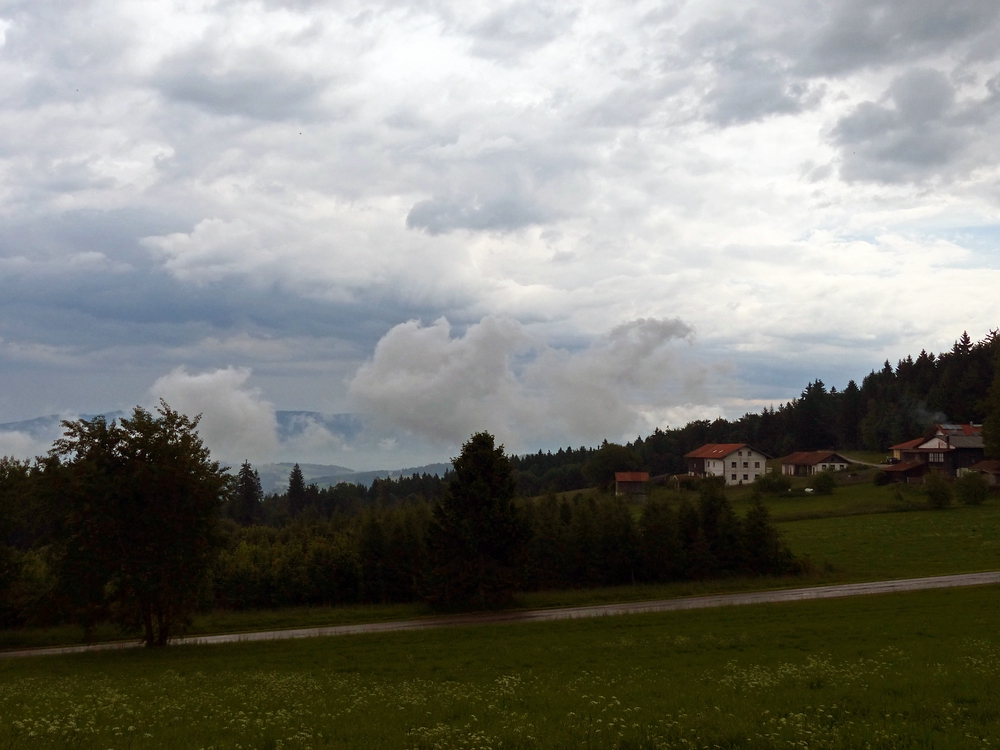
[731,474,736,481]
[738,451,742,456]
[731,461,736,468]
[743,462,748,468]
[743,474,749,481]
[930,452,944,463]
[755,461,760,468]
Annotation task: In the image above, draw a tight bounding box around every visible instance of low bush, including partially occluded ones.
[810,471,837,495]
[955,472,989,506]
[873,470,893,486]
[925,471,953,509]
[754,472,792,494]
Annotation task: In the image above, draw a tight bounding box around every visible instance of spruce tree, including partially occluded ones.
[287,463,307,516]
[983,346,1000,458]
[232,461,263,525]
[425,432,527,607]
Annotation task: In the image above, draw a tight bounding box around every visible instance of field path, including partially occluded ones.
[4,570,999,659]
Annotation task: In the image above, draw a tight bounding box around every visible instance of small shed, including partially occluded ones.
[615,471,650,498]
[965,460,1000,486]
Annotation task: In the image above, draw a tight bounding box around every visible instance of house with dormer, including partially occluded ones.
[684,443,769,486]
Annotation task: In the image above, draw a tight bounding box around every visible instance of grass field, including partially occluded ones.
[2,585,999,749]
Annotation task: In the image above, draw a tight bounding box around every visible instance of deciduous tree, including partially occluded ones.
[51,402,230,646]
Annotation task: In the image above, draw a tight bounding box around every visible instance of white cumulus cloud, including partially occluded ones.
[348,315,697,452]
[150,366,280,465]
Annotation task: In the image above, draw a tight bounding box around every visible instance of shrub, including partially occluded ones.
[925,471,953,509]
[754,471,792,494]
[955,472,989,506]
[873,470,892,486]
[810,471,837,495]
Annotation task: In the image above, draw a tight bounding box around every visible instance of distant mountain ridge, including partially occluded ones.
[0,412,125,439]
[257,462,452,492]
[0,411,451,490]
[0,411,362,441]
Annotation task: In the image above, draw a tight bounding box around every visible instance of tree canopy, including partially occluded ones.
[49,402,230,646]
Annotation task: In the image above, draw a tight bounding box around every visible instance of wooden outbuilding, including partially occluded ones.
[615,471,650,498]
[880,460,927,483]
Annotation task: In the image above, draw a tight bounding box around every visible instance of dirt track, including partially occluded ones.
[4,570,998,659]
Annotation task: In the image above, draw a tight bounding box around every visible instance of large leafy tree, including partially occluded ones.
[425,432,527,607]
[50,402,230,646]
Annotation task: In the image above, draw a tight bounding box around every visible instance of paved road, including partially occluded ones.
[4,570,998,660]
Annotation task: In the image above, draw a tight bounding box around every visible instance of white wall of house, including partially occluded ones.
[719,448,764,486]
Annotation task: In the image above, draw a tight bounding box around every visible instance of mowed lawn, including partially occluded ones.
[2,585,999,749]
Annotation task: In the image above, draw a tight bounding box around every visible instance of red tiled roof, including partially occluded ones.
[889,438,924,451]
[684,443,747,459]
[615,472,650,482]
[780,451,851,466]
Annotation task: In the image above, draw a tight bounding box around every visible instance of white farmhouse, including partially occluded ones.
[684,443,768,486]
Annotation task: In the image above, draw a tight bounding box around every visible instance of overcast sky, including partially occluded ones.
[1,0,999,468]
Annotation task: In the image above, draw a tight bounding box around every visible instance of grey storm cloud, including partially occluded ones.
[407,195,549,234]
[152,46,329,121]
[680,0,1000,127]
[797,0,1000,75]
[833,68,1000,183]
[467,2,577,62]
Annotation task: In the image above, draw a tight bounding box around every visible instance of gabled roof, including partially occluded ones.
[615,471,650,482]
[780,451,851,466]
[890,438,924,451]
[968,460,1000,474]
[684,443,748,459]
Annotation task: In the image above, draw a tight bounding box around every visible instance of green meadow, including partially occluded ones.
[2,584,999,749]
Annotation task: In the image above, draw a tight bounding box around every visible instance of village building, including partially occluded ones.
[780,451,852,476]
[963,460,1000,487]
[684,444,768,486]
[888,424,984,477]
[615,471,650,498]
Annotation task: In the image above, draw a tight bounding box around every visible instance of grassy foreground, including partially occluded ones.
[2,584,1000,749]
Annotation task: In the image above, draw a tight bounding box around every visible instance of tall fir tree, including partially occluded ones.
[231,461,263,526]
[424,432,527,607]
[287,463,307,516]
[983,346,1000,459]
